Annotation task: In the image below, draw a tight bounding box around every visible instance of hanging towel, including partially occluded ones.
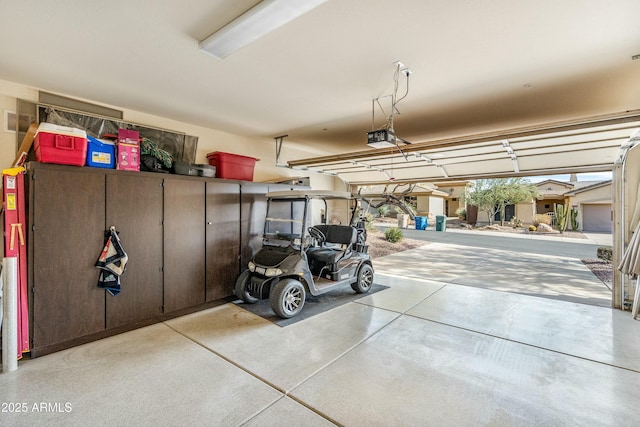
[96,226,128,296]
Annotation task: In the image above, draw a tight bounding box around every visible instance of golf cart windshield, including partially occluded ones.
[263,190,366,249]
[264,198,309,248]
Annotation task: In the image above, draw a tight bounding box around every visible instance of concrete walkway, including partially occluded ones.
[374,223,613,307]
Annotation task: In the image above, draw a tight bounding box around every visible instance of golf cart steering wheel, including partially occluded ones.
[308,226,326,244]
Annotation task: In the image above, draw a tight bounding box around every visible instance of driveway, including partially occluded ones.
[373,227,612,307]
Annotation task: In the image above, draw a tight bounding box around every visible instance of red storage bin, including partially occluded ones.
[206,152,257,181]
[34,123,87,166]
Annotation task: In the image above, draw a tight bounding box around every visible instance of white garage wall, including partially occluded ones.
[0,79,342,191]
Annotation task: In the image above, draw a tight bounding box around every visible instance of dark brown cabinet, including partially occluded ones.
[205,181,241,302]
[105,174,164,328]
[26,163,304,356]
[164,179,206,313]
[29,167,106,349]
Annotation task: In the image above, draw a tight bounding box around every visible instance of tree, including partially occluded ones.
[462,179,500,225]
[463,178,539,226]
[359,184,417,219]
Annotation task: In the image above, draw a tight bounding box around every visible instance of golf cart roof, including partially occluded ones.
[266,190,358,200]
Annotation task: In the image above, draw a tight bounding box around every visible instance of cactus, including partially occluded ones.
[570,208,579,231]
[554,203,568,233]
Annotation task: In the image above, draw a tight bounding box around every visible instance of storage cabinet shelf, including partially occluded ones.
[26,162,299,356]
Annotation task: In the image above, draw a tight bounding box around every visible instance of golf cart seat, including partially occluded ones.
[308,224,357,264]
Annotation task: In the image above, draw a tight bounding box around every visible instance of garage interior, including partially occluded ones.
[1,1,640,425]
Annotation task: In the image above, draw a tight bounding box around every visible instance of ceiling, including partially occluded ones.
[1,0,640,182]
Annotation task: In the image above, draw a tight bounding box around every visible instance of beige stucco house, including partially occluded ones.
[513,179,612,232]
[356,183,449,221]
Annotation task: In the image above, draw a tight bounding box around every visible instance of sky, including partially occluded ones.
[525,172,612,183]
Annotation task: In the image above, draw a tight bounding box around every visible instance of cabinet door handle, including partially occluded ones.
[207,222,212,225]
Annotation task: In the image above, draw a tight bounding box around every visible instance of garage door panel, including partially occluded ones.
[583,204,612,232]
[518,148,616,171]
[445,158,514,176]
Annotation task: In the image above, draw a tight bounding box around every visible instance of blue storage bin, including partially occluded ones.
[415,216,428,230]
[86,135,115,168]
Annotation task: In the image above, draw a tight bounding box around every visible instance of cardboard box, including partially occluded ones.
[34,123,87,166]
[116,129,140,171]
[13,122,38,167]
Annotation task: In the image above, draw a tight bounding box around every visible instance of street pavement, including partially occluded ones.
[395,227,606,259]
[373,224,613,307]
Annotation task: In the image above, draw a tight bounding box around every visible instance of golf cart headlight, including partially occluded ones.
[265,268,283,277]
[248,261,256,272]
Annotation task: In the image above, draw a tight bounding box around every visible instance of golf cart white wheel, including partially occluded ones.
[235,270,258,304]
[270,279,306,318]
[352,264,374,294]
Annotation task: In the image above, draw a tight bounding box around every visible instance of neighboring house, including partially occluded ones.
[564,180,613,232]
[433,182,469,217]
[516,179,613,232]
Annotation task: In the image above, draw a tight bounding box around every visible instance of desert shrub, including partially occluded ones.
[528,225,537,232]
[597,246,613,262]
[362,212,375,230]
[455,207,466,219]
[509,216,523,228]
[377,205,390,217]
[384,227,403,243]
[532,214,551,226]
[406,201,418,216]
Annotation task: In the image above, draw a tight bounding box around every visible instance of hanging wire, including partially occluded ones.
[373,63,411,132]
[396,71,410,104]
[388,63,401,130]
[368,62,413,163]
[375,97,389,129]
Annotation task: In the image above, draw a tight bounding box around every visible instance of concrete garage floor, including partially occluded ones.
[1,243,639,426]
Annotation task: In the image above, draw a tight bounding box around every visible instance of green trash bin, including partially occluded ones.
[435,215,447,232]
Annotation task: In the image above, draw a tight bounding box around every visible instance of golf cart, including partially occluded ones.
[235,190,374,318]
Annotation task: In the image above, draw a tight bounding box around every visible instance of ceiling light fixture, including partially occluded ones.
[199,0,327,59]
